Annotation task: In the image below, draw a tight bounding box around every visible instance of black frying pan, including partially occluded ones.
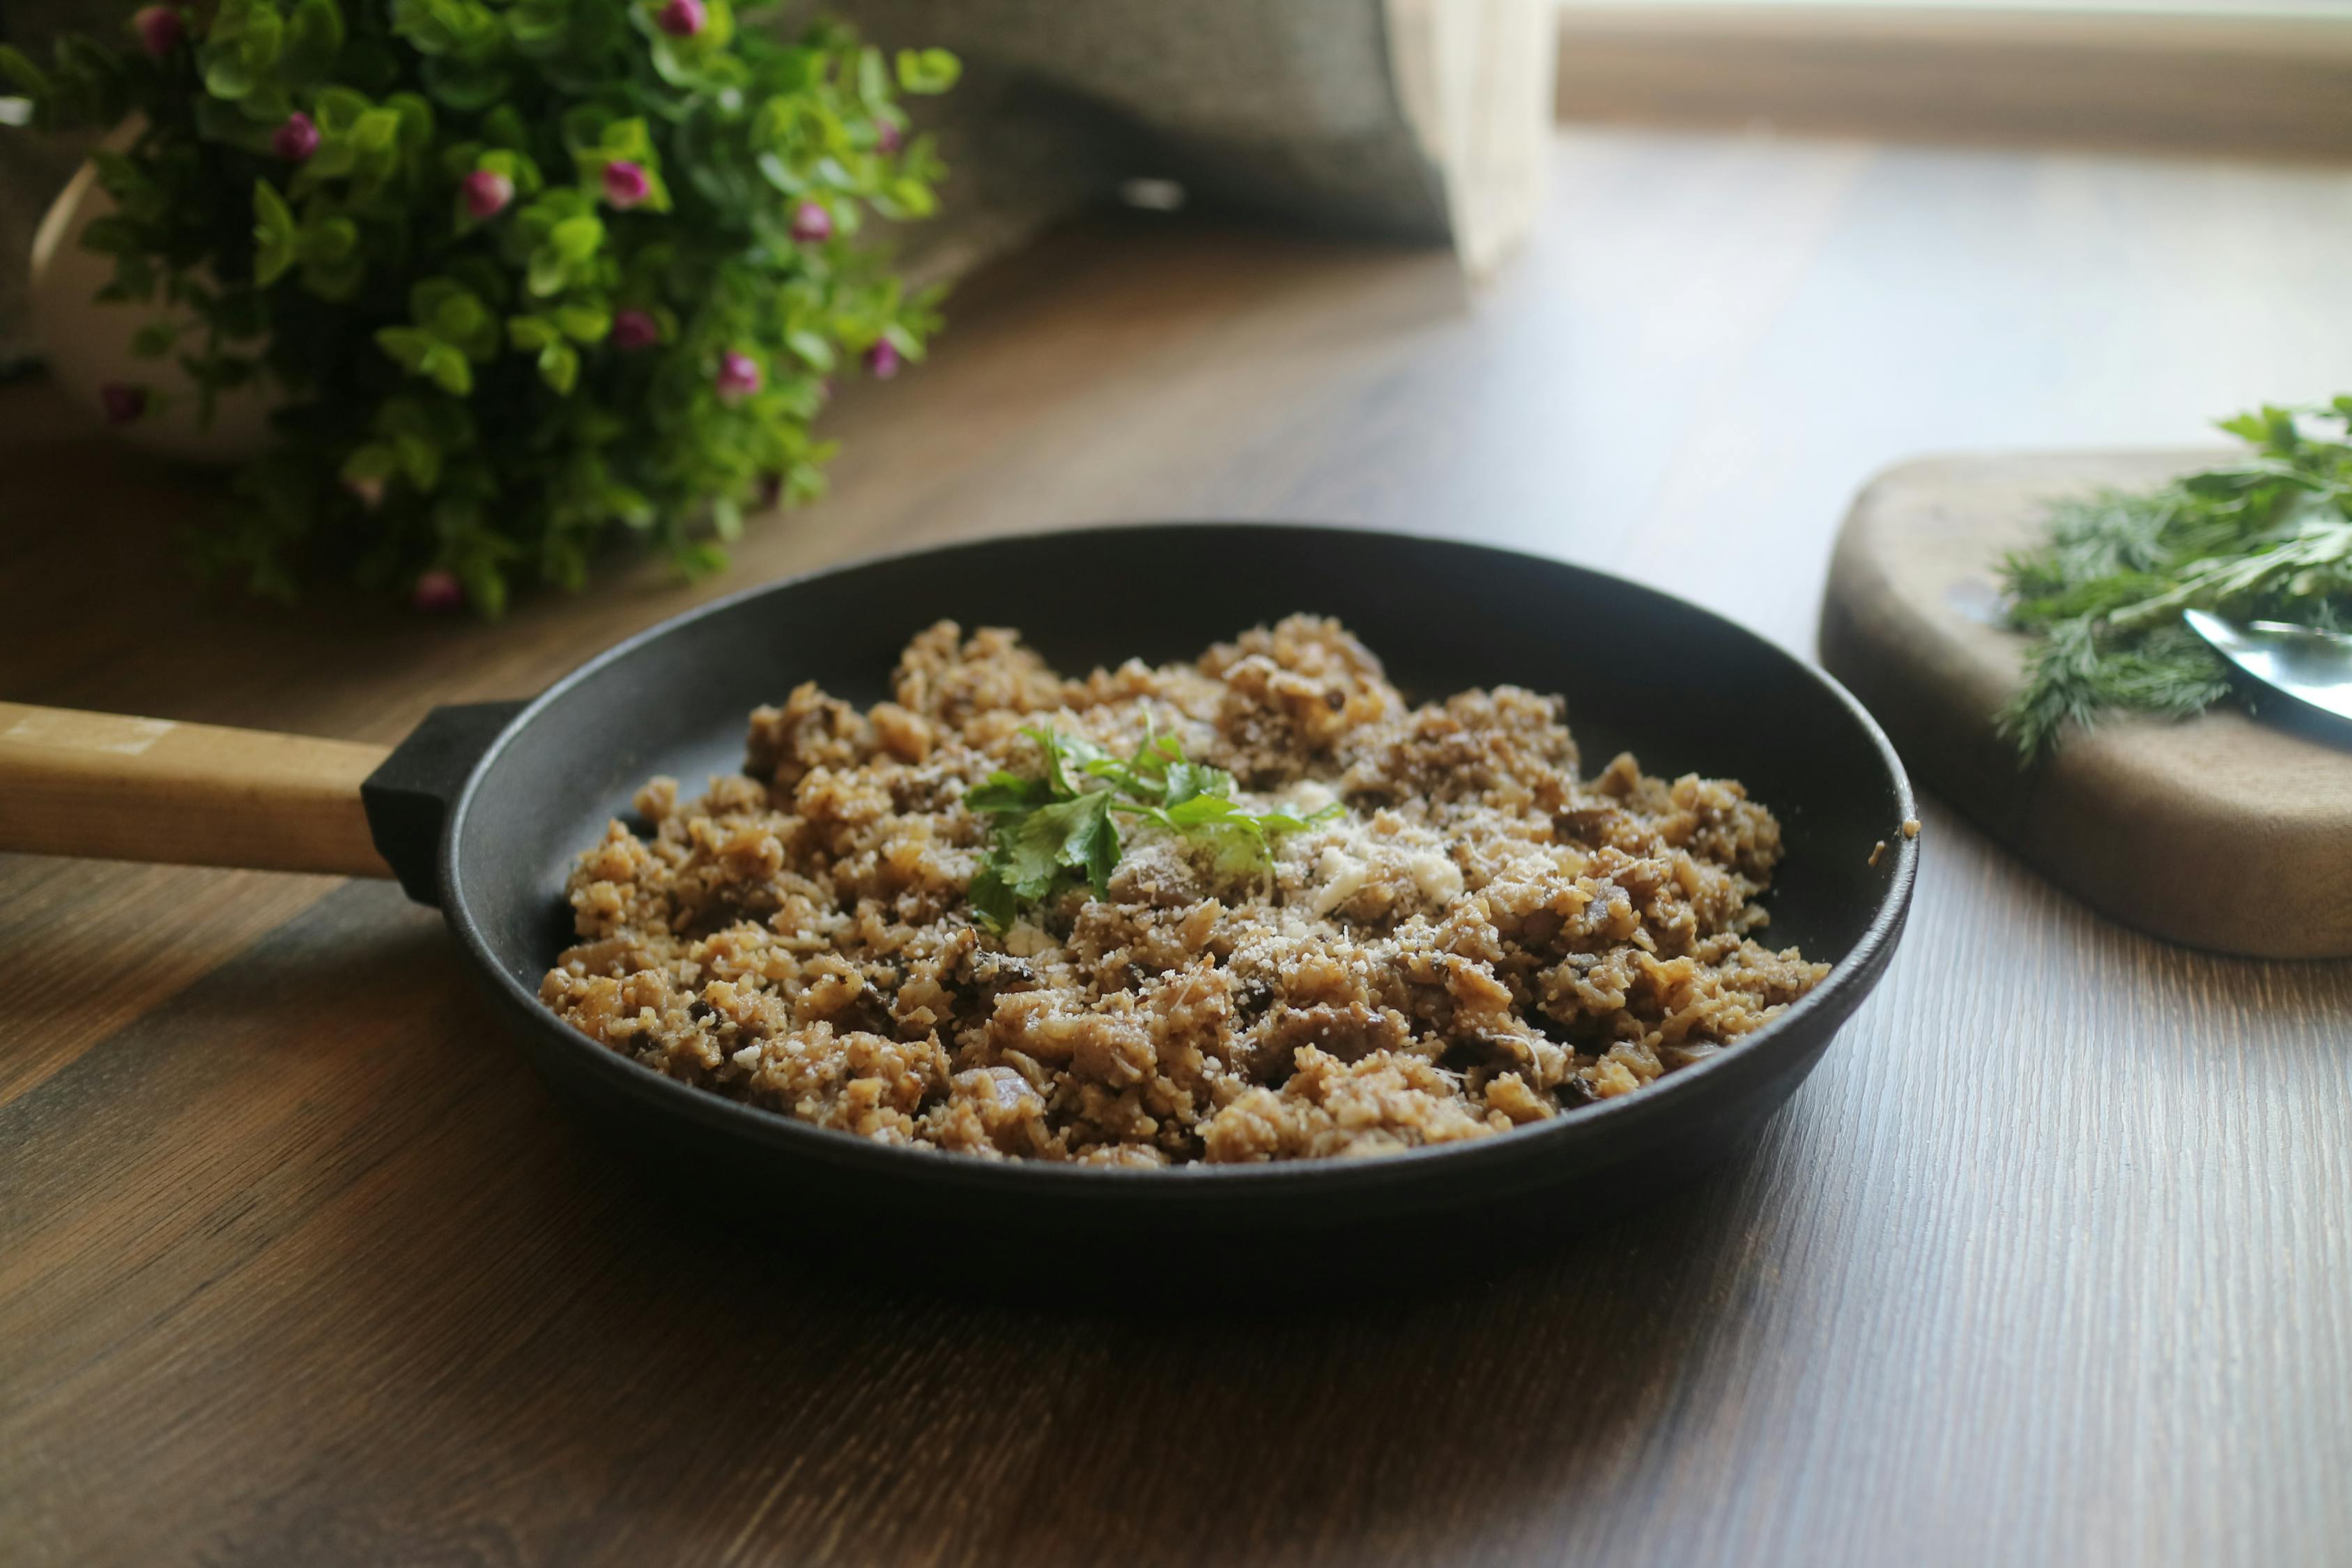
[6,525,1917,1279]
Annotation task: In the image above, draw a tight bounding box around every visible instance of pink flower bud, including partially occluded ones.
[345,474,385,509]
[602,160,651,209]
[99,383,147,424]
[865,339,900,380]
[876,121,902,155]
[611,309,660,351]
[133,6,184,57]
[272,112,318,163]
[461,169,514,220]
[413,569,464,613]
[715,351,762,404]
[790,201,831,244]
[655,0,705,37]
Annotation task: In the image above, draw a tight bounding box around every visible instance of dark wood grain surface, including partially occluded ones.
[6,128,2351,1568]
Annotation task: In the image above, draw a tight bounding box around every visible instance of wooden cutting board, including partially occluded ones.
[1820,450,2352,960]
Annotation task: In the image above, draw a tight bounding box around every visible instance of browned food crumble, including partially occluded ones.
[539,617,1827,1165]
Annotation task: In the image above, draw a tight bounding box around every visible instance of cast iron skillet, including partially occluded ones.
[371,523,1919,1261]
[13,525,1917,1279]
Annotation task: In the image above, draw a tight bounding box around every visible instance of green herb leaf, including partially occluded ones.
[251,180,297,286]
[1997,397,2352,759]
[964,725,1337,930]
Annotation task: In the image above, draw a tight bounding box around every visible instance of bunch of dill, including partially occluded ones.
[1997,397,2352,759]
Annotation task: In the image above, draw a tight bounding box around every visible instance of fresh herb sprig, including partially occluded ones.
[1997,397,2352,759]
[963,725,1339,930]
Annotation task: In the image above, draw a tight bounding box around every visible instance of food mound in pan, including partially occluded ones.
[541,617,1825,1165]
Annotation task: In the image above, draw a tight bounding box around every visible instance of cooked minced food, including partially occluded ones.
[540,617,1827,1165]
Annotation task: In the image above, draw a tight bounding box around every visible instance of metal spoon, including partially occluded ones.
[2183,608,2352,723]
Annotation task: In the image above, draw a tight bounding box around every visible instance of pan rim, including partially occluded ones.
[439,519,1918,1194]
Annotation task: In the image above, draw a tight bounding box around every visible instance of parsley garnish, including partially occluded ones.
[1996,396,2352,759]
[962,725,1339,929]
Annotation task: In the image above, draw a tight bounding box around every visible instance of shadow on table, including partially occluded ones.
[0,878,1755,1567]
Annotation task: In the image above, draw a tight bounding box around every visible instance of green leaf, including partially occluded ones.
[0,45,52,99]
[965,725,1322,925]
[508,0,571,52]
[419,55,511,110]
[132,322,178,359]
[429,290,485,343]
[456,554,509,619]
[599,116,653,160]
[893,47,960,94]
[551,215,604,262]
[993,791,1116,902]
[352,107,401,155]
[315,86,371,133]
[785,328,834,371]
[240,82,294,125]
[376,325,436,371]
[394,432,442,489]
[302,252,366,302]
[965,866,1017,931]
[197,95,279,152]
[423,344,472,394]
[676,541,730,577]
[388,92,436,155]
[202,51,257,100]
[538,342,578,394]
[554,303,609,343]
[299,215,359,264]
[875,176,937,220]
[341,443,398,486]
[965,771,1052,814]
[283,0,346,88]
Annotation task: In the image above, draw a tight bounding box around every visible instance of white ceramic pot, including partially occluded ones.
[28,125,278,463]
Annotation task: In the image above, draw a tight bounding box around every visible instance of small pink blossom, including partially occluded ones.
[345,474,386,509]
[875,121,902,155]
[611,309,660,351]
[715,351,763,404]
[655,0,705,37]
[865,339,900,380]
[601,159,651,208]
[460,169,514,220]
[790,201,831,244]
[272,112,318,163]
[132,6,184,57]
[99,383,147,424]
[413,569,464,613]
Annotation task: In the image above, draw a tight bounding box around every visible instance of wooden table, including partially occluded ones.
[6,128,2350,1567]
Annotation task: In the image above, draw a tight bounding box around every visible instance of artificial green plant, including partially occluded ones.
[2,0,957,612]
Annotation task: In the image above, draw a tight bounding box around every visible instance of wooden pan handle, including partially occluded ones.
[0,702,394,877]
